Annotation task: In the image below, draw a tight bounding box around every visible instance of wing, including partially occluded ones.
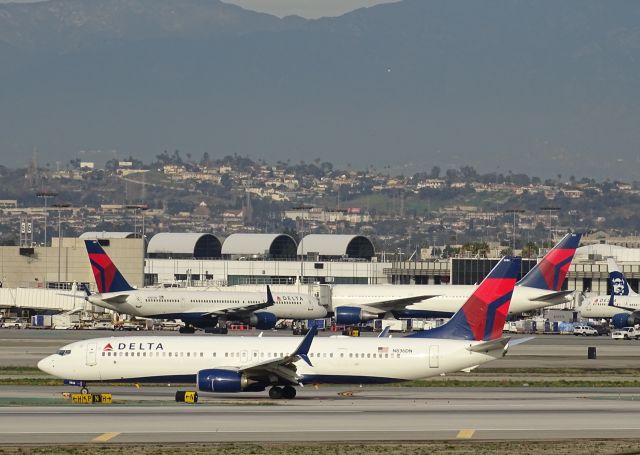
[232,326,318,385]
[357,294,440,313]
[203,285,276,317]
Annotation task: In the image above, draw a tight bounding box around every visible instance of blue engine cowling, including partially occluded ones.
[197,369,247,393]
[248,312,278,330]
[612,312,640,329]
[335,306,378,325]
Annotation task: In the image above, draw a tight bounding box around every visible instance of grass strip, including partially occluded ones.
[1,440,640,455]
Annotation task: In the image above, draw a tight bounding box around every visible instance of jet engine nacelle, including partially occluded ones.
[247,312,278,330]
[334,306,378,325]
[612,312,640,329]
[197,369,248,393]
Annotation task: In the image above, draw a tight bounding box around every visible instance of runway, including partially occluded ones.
[2,331,640,445]
[1,386,640,443]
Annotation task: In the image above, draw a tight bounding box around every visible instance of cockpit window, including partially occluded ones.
[56,349,72,356]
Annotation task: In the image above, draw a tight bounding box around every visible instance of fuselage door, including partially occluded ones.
[86,342,97,366]
[428,345,439,368]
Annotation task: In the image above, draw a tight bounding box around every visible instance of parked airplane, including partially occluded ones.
[330,233,582,324]
[579,258,640,328]
[84,240,326,333]
[39,256,525,399]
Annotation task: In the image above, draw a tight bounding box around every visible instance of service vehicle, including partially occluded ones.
[573,325,599,336]
[611,326,640,340]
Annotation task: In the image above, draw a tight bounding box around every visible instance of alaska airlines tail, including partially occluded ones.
[516,232,582,291]
[409,256,521,341]
[84,240,134,293]
[607,258,637,298]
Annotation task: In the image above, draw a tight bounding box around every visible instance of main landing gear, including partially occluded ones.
[179,326,196,334]
[269,386,296,399]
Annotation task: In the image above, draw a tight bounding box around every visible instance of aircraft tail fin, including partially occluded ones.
[408,256,520,341]
[607,258,638,298]
[84,240,134,293]
[517,232,582,291]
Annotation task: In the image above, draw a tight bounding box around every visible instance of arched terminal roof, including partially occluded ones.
[222,234,297,259]
[147,233,222,259]
[79,232,138,239]
[298,234,375,260]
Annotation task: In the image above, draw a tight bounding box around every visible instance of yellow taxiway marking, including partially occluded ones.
[456,429,475,439]
[92,432,120,442]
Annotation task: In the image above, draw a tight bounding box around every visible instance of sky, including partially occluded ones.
[0,0,400,18]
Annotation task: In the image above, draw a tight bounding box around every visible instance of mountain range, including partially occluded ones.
[1,0,639,179]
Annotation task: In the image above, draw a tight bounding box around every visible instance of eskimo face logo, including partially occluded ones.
[610,272,628,296]
[103,343,113,352]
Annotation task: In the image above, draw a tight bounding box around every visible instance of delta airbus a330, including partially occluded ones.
[39,256,526,399]
[85,240,326,333]
[329,232,581,324]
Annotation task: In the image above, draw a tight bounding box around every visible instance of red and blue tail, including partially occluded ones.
[85,240,134,293]
[408,256,520,341]
[516,232,581,291]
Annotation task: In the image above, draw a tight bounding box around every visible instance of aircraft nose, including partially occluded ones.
[37,356,55,375]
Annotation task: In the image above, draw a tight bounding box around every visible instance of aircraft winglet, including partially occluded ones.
[293,325,318,366]
[266,285,275,305]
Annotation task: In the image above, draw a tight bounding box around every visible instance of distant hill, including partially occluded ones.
[1,0,639,179]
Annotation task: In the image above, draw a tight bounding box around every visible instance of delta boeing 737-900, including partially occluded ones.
[39,256,528,399]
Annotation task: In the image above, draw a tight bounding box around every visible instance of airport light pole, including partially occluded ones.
[504,209,525,252]
[126,204,148,287]
[53,202,70,285]
[539,206,560,247]
[36,191,57,246]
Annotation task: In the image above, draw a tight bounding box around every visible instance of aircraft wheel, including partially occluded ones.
[282,386,296,399]
[179,326,195,334]
[269,387,283,399]
[80,387,89,394]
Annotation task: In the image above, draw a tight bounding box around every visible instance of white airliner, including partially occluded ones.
[85,240,326,333]
[329,233,582,324]
[39,256,528,399]
[580,258,640,328]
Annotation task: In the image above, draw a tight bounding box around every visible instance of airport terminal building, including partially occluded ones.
[1,231,638,316]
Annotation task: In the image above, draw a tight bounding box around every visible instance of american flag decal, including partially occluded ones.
[378,346,388,353]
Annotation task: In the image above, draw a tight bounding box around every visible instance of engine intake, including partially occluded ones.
[335,306,378,325]
[247,312,278,330]
[197,369,248,393]
[612,312,640,329]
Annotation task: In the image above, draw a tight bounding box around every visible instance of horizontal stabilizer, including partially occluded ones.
[466,337,510,353]
[100,294,130,304]
[508,336,535,347]
[530,290,574,302]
